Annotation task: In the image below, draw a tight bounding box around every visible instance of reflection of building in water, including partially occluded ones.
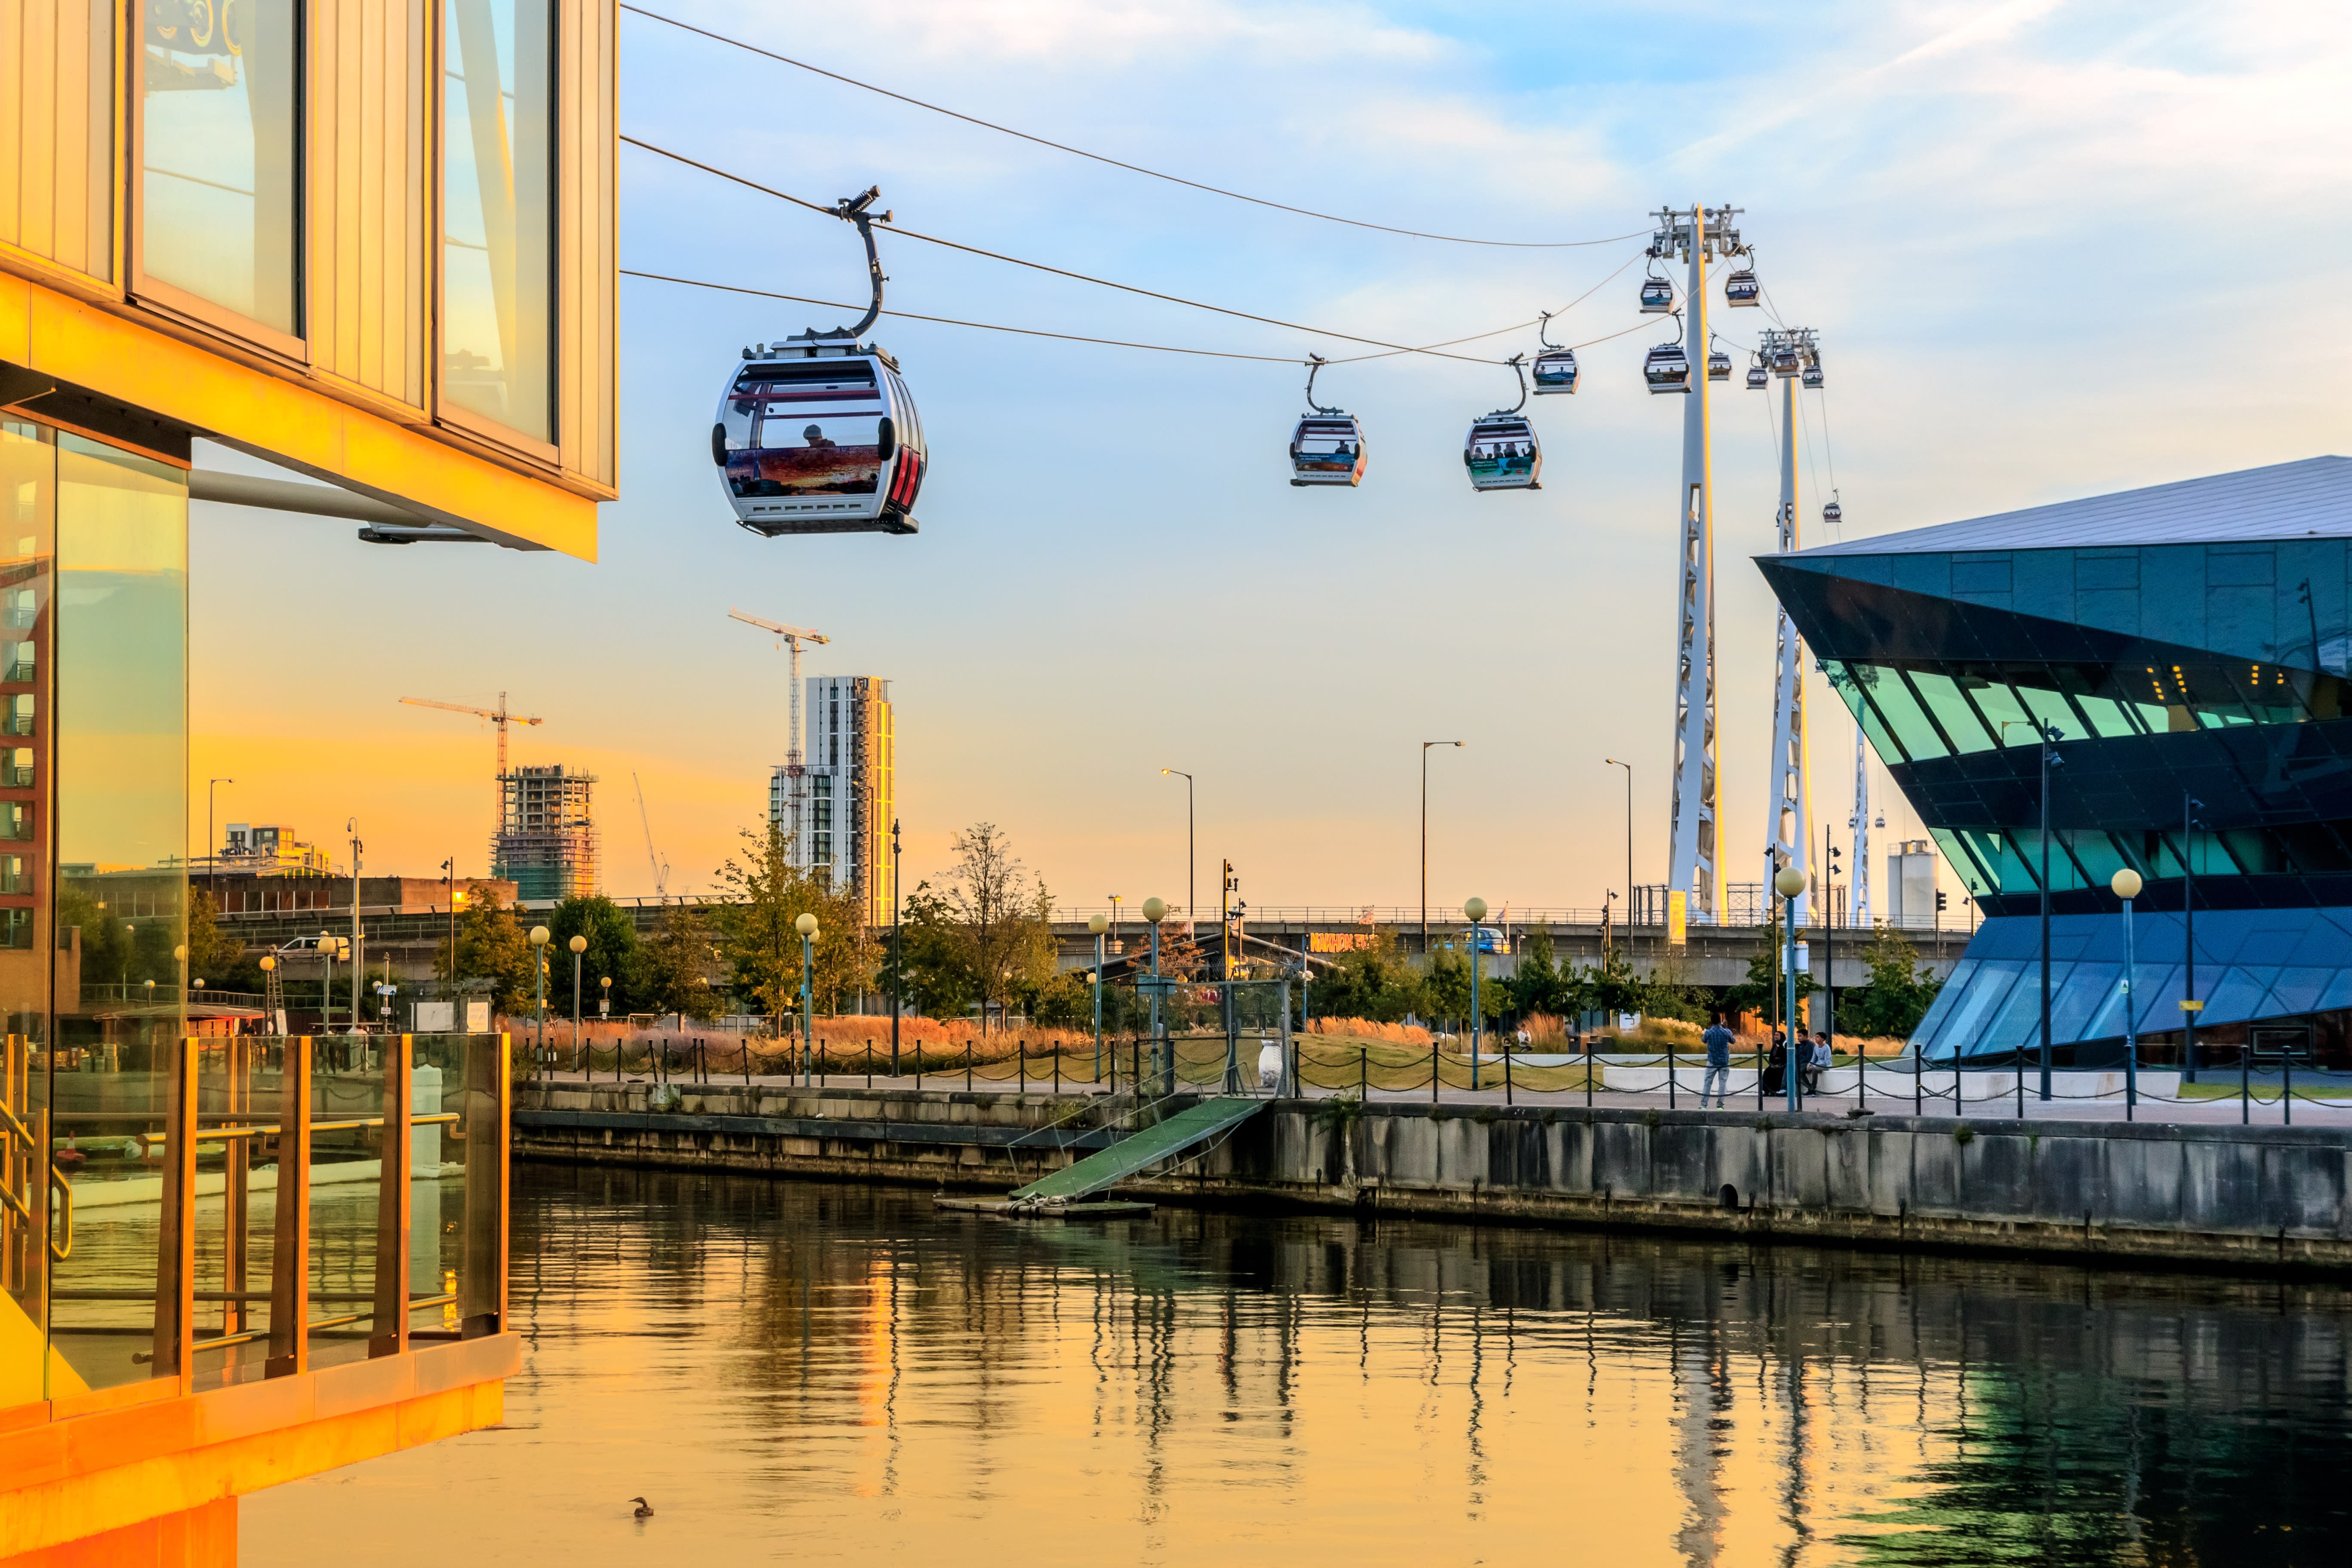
[480,1174,2352,1564]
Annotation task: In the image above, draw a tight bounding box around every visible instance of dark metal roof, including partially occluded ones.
[1790,456,2352,557]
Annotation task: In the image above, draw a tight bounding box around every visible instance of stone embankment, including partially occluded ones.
[513,1082,2352,1272]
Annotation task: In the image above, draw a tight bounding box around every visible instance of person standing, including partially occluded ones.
[1700,1015,1735,1108]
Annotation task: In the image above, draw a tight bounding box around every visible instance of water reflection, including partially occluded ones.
[245,1167,2352,1566]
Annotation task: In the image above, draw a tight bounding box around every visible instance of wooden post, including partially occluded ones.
[369,1035,413,1357]
[267,1038,312,1376]
[224,1037,250,1334]
[460,1034,510,1337]
[152,1037,197,1390]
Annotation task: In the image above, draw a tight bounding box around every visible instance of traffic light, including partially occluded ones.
[1936,891,1948,912]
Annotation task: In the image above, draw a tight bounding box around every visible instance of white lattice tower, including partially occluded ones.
[1661,203,1746,925]
[1761,326,1816,927]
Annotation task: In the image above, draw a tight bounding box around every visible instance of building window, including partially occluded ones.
[443,0,554,442]
[0,855,24,895]
[0,907,29,949]
[139,0,301,337]
[812,775,833,867]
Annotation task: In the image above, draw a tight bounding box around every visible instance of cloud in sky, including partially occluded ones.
[194,0,2352,919]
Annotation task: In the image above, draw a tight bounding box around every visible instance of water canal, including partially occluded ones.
[243,1165,2352,1565]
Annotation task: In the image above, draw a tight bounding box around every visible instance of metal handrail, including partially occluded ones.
[1,1095,72,1259]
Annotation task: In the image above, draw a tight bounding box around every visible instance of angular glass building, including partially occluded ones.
[1760,456,2352,1071]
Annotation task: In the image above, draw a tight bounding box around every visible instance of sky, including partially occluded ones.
[190,0,2352,922]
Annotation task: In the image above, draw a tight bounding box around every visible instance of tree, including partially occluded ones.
[1031,971,1092,1030]
[545,894,640,1015]
[185,888,261,992]
[1840,924,1944,1038]
[1305,929,1424,1024]
[712,821,875,1023]
[439,882,537,1018]
[636,899,722,1021]
[1724,913,1818,1029]
[884,882,975,1020]
[942,822,1056,1029]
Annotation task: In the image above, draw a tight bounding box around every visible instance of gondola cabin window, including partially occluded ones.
[726,363,886,499]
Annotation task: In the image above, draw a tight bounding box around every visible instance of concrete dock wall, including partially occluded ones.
[511,1084,2352,1271]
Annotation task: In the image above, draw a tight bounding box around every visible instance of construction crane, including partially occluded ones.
[633,772,670,899]
[399,692,544,839]
[727,609,827,866]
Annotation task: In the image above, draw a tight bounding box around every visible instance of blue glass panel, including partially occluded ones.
[2052,961,2120,1039]
[1980,962,2056,1057]
[1923,958,2023,1062]
[1911,669,2000,753]
[2130,963,2183,1034]
[2315,967,2352,1014]
[2201,965,2272,1023]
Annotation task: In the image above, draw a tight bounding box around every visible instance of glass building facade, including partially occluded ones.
[1759,456,2352,1067]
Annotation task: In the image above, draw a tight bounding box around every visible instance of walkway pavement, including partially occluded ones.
[531,1066,2352,1128]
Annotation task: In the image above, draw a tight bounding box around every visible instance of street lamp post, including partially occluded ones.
[2113,868,2143,1119]
[528,926,550,1065]
[1775,867,1805,1112]
[2037,725,2064,1102]
[1423,741,1465,956]
[569,933,587,1068]
[1160,771,1194,929]
[796,912,818,1087]
[889,817,903,1077]
[1464,898,1487,1090]
[1143,897,1168,1095]
[2183,793,2204,1084]
[1088,913,1108,1083]
[1605,759,1633,964]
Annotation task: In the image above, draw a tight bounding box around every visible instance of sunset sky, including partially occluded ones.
[191,0,2352,917]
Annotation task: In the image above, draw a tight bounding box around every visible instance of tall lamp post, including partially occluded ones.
[1464,897,1487,1090]
[568,933,587,1068]
[889,817,903,1077]
[1774,866,1805,1112]
[2112,868,2142,1119]
[528,926,550,1065]
[1088,913,1108,1083]
[1142,897,1168,1094]
[2182,793,2205,1083]
[1605,758,1632,962]
[795,912,818,1086]
[1160,770,1194,928]
[2037,725,2065,1101]
[1422,741,1465,955]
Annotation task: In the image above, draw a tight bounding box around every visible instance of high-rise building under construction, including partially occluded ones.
[771,676,892,925]
[496,763,599,902]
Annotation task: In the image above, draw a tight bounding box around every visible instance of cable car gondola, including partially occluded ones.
[1724,266,1761,307]
[1289,354,1367,487]
[1639,273,1675,314]
[1768,339,1801,377]
[713,187,927,537]
[1530,311,1578,394]
[1801,359,1825,391]
[1464,356,1540,491]
[1644,320,1692,395]
[1706,342,1732,382]
[1822,491,1844,528]
[1745,357,1768,390]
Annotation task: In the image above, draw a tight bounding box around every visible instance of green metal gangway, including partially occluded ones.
[1007,1097,1265,1205]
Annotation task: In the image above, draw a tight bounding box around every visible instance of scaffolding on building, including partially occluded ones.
[493,763,599,902]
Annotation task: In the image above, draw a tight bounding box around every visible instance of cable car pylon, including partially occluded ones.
[1654,202,1750,928]
[1761,325,1818,932]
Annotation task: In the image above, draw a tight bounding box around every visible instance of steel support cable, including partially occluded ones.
[625,134,1537,363]
[622,3,1650,251]
[622,250,1654,367]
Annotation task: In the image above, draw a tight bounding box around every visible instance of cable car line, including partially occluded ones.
[625,135,1547,364]
[621,2,1653,251]
[625,268,1305,362]
[625,262,1659,371]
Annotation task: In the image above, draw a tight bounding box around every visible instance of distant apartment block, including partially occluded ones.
[495,764,598,902]
[210,822,338,878]
[771,676,893,925]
